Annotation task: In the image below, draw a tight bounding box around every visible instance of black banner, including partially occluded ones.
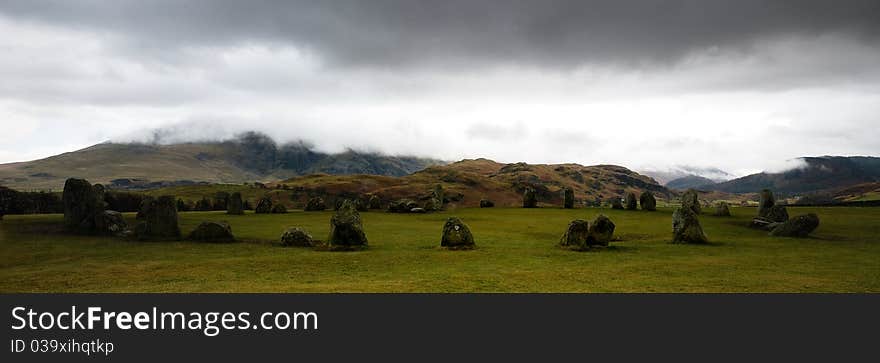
[2,294,877,362]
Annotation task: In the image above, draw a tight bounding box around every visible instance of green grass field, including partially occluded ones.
[1,207,878,292]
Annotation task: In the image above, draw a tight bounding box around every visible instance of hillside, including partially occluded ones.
[666,175,718,190]
[0,132,443,191]
[706,156,880,195]
[144,158,672,209]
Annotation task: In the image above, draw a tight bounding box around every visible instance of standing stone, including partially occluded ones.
[255,197,273,214]
[713,202,731,217]
[134,196,181,241]
[227,192,244,215]
[281,227,315,247]
[424,185,444,211]
[480,199,495,208]
[640,191,657,211]
[559,219,591,250]
[523,187,538,208]
[672,207,708,244]
[305,197,327,211]
[562,188,575,209]
[770,213,820,237]
[188,221,235,243]
[610,197,624,210]
[681,189,701,215]
[328,200,368,250]
[624,192,638,210]
[62,178,104,233]
[176,198,190,212]
[588,214,616,246]
[213,191,230,211]
[441,217,475,249]
[367,195,382,210]
[194,197,213,211]
[758,189,775,218]
[137,196,154,220]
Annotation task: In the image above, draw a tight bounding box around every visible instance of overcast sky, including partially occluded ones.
[1,0,879,176]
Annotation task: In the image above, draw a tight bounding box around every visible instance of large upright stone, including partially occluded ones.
[255,197,273,214]
[681,189,701,215]
[441,217,475,249]
[640,191,657,211]
[523,187,538,208]
[188,221,235,243]
[562,188,574,209]
[758,189,775,218]
[227,192,244,215]
[328,200,367,250]
[672,207,708,244]
[559,219,591,250]
[588,214,616,246]
[62,178,104,233]
[305,197,327,211]
[624,192,638,210]
[770,213,819,237]
[134,196,181,241]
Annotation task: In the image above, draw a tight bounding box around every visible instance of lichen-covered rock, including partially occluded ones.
[713,202,731,217]
[367,195,382,210]
[271,204,287,214]
[425,184,444,211]
[562,188,574,209]
[480,199,495,208]
[764,205,789,223]
[625,192,638,210]
[610,197,624,210]
[559,219,591,250]
[640,191,657,211]
[523,187,538,208]
[134,196,181,241]
[441,217,475,249]
[681,189,701,215]
[588,214,616,246]
[62,178,104,233]
[281,227,315,247]
[758,189,775,218]
[328,200,367,250]
[188,221,234,243]
[255,197,273,214]
[94,210,127,235]
[305,197,327,211]
[388,199,419,213]
[227,192,244,215]
[770,213,819,237]
[672,207,708,244]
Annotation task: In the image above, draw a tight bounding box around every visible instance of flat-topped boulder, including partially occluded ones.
[188,221,235,243]
[441,217,475,249]
[770,213,820,237]
[305,197,327,211]
[281,227,315,247]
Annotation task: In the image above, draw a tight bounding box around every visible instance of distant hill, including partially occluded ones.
[0,132,444,191]
[641,166,733,185]
[706,156,880,195]
[144,158,673,208]
[666,175,718,190]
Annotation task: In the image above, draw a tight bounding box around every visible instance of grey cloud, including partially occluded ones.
[2,0,879,70]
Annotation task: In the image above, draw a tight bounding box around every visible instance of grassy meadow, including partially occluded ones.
[1,206,878,292]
